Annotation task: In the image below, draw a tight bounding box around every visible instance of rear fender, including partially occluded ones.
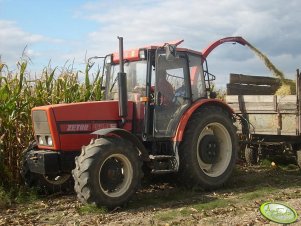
[92,128,149,161]
[173,99,235,142]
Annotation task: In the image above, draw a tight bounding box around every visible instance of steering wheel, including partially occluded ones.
[173,86,185,105]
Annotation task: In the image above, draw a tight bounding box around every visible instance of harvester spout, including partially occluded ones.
[202,36,250,59]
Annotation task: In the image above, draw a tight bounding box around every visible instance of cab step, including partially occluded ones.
[151,169,177,174]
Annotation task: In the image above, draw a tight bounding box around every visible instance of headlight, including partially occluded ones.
[37,135,53,146]
[46,136,53,146]
[38,136,44,145]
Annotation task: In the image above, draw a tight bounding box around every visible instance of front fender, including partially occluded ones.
[92,128,149,161]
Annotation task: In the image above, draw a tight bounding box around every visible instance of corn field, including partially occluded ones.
[0,59,103,187]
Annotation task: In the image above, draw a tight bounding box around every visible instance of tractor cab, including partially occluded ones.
[104,43,209,139]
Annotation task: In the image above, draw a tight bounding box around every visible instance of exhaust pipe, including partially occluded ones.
[117,36,128,120]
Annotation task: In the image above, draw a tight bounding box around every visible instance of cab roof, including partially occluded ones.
[112,40,202,63]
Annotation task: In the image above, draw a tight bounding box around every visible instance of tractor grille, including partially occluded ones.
[32,110,50,134]
[32,110,53,146]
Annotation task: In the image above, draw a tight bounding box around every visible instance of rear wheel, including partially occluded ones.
[21,142,73,194]
[72,137,143,208]
[179,106,238,189]
[245,146,259,165]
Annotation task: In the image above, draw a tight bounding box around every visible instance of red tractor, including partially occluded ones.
[22,36,249,208]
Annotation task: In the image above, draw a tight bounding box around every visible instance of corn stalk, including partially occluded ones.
[0,60,103,186]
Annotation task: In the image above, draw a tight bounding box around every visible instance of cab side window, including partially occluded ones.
[189,55,206,100]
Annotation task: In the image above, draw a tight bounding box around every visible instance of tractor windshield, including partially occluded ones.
[106,60,147,101]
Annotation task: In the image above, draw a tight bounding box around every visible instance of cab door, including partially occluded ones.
[153,52,191,137]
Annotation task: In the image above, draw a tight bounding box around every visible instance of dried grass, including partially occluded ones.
[275,80,296,96]
[246,43,296,95]
[246,43,285,81]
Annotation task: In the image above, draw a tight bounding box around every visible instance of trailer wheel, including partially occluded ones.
[21,142,73,194]
[296,150,301,168]
[244,146,259,165]
[72,137,143,209]
[178,106,238,189]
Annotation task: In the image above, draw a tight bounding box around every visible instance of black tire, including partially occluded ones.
[296,150,301,168]
[72,137,143,209]
[21,142,73,194]
[178,106,238,189]
[244,146,259,165]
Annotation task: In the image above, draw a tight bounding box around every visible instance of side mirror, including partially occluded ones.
[165,44,177,61]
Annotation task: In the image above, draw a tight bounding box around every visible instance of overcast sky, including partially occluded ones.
[1,0,301,87]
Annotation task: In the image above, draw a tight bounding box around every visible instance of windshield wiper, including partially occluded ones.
[109,61,129,93]
[109,76,118,93]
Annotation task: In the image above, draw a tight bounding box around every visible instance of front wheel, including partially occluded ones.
[21,142,73,194]
[72,138,143,208]
[178,106,238,189]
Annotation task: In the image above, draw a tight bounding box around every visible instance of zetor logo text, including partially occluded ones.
[67,124,89,132]
[60,122,117,133]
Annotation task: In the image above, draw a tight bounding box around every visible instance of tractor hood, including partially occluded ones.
[31,100,134,151]
[50,100,133,122]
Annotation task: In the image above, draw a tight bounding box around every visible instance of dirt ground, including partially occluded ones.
[0,163,300,226]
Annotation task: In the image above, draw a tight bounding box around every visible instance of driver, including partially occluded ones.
[157,68,174,105]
